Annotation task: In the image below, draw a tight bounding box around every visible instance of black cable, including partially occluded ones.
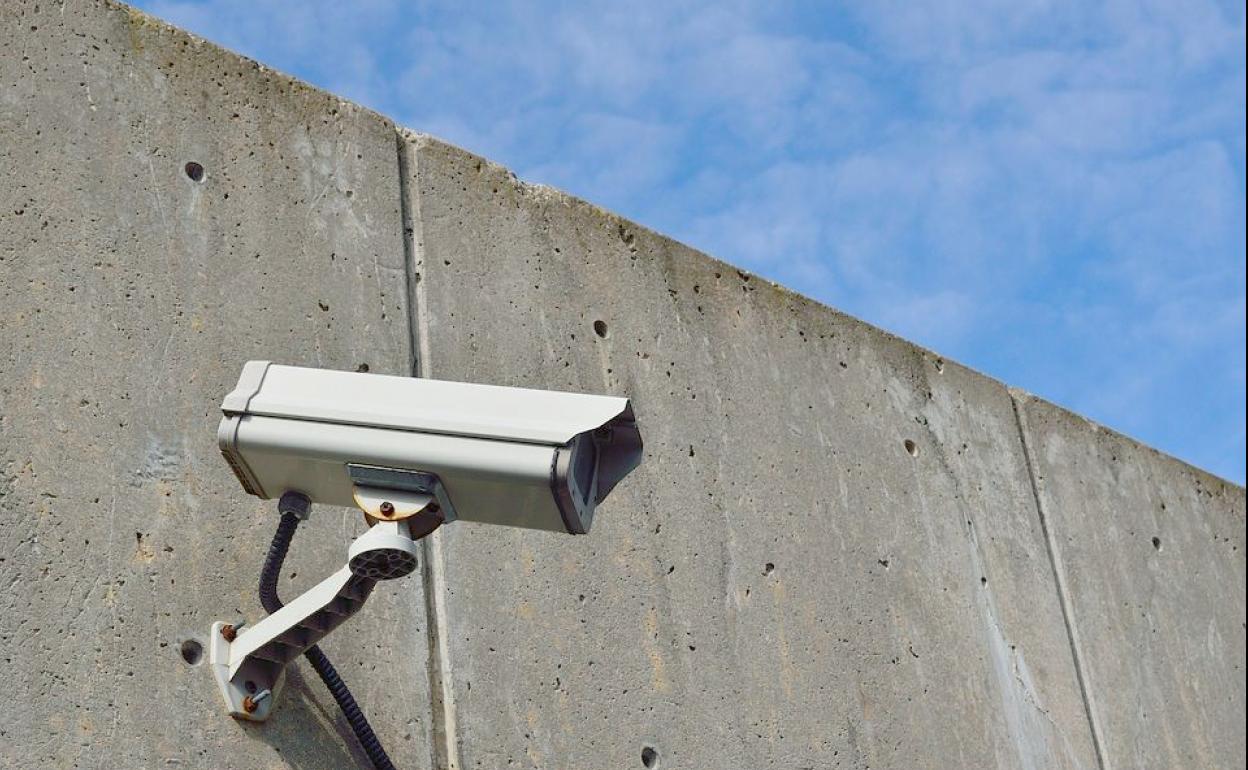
[259,510,398,770]
[257,512,299,615]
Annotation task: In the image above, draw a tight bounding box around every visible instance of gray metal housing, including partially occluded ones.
[218,362,643,533]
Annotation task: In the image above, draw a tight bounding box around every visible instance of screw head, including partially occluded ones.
[243,688,272,713]
[220,624,237,642]
[379,501,395,516]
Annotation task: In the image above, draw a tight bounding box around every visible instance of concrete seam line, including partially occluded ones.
[397,129,422,380]
[399,130,462,770]
[1010,391,1111,770]
[423,523,460,770]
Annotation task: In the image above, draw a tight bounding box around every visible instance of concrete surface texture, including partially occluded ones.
[0,2,430,768]
[0,2,1242,770]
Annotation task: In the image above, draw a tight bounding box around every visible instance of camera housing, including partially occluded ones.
[218,361,643,534]
[210,363,644,723]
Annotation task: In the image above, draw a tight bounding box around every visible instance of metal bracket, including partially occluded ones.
[208,621,284,721]
[209,566,376,721]
[347,464,458,523]
[211,475,446,721]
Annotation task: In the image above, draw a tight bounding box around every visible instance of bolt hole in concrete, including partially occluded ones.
[593,319,609,338]
[184,161,205,182]
[641,746,660,768]
[179,639,203,665]
[904,439,919,457]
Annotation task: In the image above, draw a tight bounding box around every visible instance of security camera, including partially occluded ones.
[218,360,643,534]
[208,362,644,742]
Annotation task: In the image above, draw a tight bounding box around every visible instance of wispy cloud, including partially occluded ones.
[139,0,1246,482]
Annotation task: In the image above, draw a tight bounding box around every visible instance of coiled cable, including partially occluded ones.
[259,509,397,770]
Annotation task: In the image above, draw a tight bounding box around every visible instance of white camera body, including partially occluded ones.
[210,362,643,722]
[217,361,643,534]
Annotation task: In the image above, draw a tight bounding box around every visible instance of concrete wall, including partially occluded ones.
[1014,396,1245,770]
[1,3,1243,770]
[0,3,431,768]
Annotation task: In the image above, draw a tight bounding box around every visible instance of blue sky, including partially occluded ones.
[134,0,1246,484]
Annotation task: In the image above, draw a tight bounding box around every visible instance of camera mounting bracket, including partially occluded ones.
[210,488,440,721]
[208,565,376,721]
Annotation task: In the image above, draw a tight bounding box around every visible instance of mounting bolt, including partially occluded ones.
[220,619,246,642]
[379,501,395,516]
[242,688,272,713]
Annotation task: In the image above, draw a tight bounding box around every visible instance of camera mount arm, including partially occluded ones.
[208,564,377,720]
[209,482,444,722]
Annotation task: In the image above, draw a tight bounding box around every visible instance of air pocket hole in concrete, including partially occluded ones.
[184,161,205,183]
[904,439,919,457]
[1152,536,1162,551]
[641,746,660,768]
[593,319,609,338]
[179,638,203,665]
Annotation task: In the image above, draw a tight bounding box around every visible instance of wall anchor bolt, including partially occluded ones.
[220,619,246,642]
[242,688,272,714]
